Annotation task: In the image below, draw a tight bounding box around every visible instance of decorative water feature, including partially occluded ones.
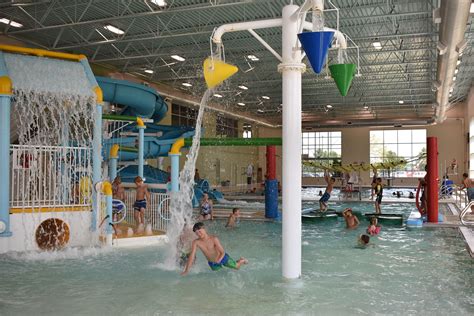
[0,45,103,253]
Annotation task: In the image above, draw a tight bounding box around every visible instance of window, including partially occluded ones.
[302,131,341,177]
[171,103,197,127]
[216,114,238,137]
[370,129,426,178]
[243,123,252,138]
[470,118,474,178]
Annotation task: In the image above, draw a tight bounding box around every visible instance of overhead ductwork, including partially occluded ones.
[434,0,471,123]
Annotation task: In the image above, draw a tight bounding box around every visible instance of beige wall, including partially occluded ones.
[302,104,467,187]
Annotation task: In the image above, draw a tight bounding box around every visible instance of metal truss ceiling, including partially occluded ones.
[1,0,472,127]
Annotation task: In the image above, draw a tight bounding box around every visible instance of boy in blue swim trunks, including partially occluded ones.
[319,170,336,212]
[134,176,150,231]
[181,222,248,276]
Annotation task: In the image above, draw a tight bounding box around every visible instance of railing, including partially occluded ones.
[122,190,170,232]
[460,201,474,226]
[453,188,468,210]
[10,145,92,208]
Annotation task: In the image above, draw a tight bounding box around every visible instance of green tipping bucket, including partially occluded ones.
[329,63,356,96]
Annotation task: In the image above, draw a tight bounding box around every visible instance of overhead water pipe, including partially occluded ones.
[79,57,104,232]
[434,0,471,123]
[109,144,119,181]
[0,52,12,237]
[169,138,184,192]
[102,181,113,246]
[137,117,146,179]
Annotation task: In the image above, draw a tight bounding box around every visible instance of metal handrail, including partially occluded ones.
[460,201,474,226]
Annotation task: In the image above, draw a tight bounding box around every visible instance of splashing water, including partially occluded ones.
[163,89,212,269]
[5,53,97,251]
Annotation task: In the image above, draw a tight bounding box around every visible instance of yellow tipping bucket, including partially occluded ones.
[203,57,238,89]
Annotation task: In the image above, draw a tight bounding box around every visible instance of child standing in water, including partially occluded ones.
[226,208,241,228]
[367,217,381,236]
[134,176,150,232]
[342,208,359,229]
[319,170,336,212]
[373,177,383,214]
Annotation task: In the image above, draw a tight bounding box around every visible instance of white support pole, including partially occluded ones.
[278,4,305,279]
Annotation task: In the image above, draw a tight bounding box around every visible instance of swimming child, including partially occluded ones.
[319,170,336,212]
[181,222,248,276]
[226,208,240,228]
[373,177,383,214]
[342,208,359,229]
[366,217,381,236]
[199,193,213,220]
[134,176,150,231]
[357,234,370,248]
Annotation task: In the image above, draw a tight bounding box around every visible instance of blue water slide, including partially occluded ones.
[96,76,168,121]
[96,76,195,160]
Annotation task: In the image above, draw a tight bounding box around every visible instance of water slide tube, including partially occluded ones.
[96,76,195,161]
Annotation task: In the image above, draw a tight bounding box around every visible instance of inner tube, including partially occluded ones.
[415,181,422,214]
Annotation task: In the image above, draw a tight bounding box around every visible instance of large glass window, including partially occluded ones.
[171,103,198,127]
[216,114,238,137]
[370,129,426,178]
[302,131,341,177]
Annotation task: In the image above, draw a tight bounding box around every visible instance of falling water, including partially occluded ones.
[5,53,96,251]
[164,89,212,269]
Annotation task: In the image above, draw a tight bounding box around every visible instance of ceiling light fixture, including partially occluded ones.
[471,2,474,13]
[151,0,167,6]
[398,100,404,104]
[144,69,154,74]
[257,109,265,113]
[454,69,459,74]
[452,76,457,81]
[372,41,382,50]
[171,55,185,62]
[182,82,192,87]
[237,102,246,106]
[449,87,454,93]
[0,18,23,28]
[326,104,332,108]
[238,85,248,90]
[363,105,369,110]
[262,96,270,100]
[457,59,461,66]
[104,24,124,34]
[247,55,259,61]
[213,94,223,98]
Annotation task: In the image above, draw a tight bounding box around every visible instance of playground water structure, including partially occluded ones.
[0,203,472,315]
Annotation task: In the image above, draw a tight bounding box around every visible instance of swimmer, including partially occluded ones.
[319,170,336,212]
[226,208,240,228]
[342,208,359,229]
[357,234,370,248]
[366,217,381,236]
[178,223,197,268]
[181,222,248,276]
[199,193,213,221]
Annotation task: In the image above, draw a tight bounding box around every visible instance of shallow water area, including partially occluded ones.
[0,204,472,315]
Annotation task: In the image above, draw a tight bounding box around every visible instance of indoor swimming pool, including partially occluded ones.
[0,203,472,315]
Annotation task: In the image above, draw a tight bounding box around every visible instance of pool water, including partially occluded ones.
[0,203,472,315]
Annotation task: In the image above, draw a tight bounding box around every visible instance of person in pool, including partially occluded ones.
[181,222,248,276]
[357,234,371,248]
[366,217,381,236]
[199,193,213,221]
[342,208,359,229]
[319,170,336,212]
[225,208,241,228]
